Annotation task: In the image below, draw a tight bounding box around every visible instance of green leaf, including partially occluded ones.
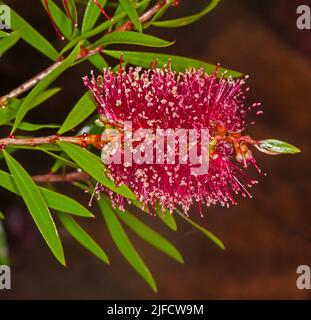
[58,212,109,264]
[57,141,135,200]
[116,207,183,263]
[0,99,20,126]
[0,169,94,218]
[37,147,79,169]
[0,30,9,37]
[152,0,220,28]
[60,0,149,56]
[112,4,127,30]
[0,211,4,220]
[40,0,73,39]
[130,198,177,231]
[119,0,142,33]
[98,198,157,292]
[256,139,301,155]
[176,209,225,250]
[104,50,242,77]
[62,0,78,30]
[156,203,177,231]
[1,1,59,60]
[28,87,62,109]
[60,11,127,56]
[0,220,10,265]
[146,0,173,27]
[7,122,60,132]
[40,188,95,218]
[0,88,61,126]
[88,53,109,71]
[6,144,62,152]
[2,151,65,265]
[58,92,96,135]
[50,153,72,173]
[82,0,107,33]
[94,31,173,48]
[11,43,81,133]
[137,0,151,16]
[0,31,20,57]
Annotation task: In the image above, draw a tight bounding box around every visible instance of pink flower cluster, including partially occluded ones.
[83,64,262,215]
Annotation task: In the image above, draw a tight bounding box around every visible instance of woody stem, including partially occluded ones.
[0,134,103,149]
[32,171,89,184]
[0,0,173,106]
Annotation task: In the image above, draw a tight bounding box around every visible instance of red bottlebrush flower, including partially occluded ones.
[83,64,262,215]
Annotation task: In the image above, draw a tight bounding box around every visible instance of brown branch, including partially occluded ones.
[0,0,173,106]
[0,47,103,106]
[0,61,63,106]
[32,171,89,184]
[0,134,104,149]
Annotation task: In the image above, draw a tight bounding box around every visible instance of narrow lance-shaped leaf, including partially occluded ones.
[93,31,173,48]
[145,0,173,27]
[40,0,73,39]
[156,203,177,231]
[98,198,157,292]
[130,198,177,231]
[62,0,78,29]
[116,206,183,263]
[58,92,96,135]
[176,209,225,250]
[0,31,20,57]
[11,43,81,133]
[0,170,94,218]
[119,0,142,32]
[88,54,109,71]
[57,212,109,264]
[57,141,135,200]
[0,99,20,126]
[137,0,151,16]
[2,151,65,265]
[255,139,301,155]
[104,50,242,78]
[0,220,10,265]
[82,0,107,33]
[152,0,220,28]
[61,0,150,55]
[0,30,9,37]
[0,88,61,126]
[112,3,127,30]
[5,122,60,132]
[37,147,78,169]
[60,10,127,56]
[0,1,59,60]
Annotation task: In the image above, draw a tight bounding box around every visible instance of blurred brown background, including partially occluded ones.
[0,0,310,299]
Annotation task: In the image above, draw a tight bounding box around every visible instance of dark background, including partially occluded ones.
[0,0,310,299]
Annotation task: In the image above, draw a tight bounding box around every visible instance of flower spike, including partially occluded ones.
[83,60,300,215]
